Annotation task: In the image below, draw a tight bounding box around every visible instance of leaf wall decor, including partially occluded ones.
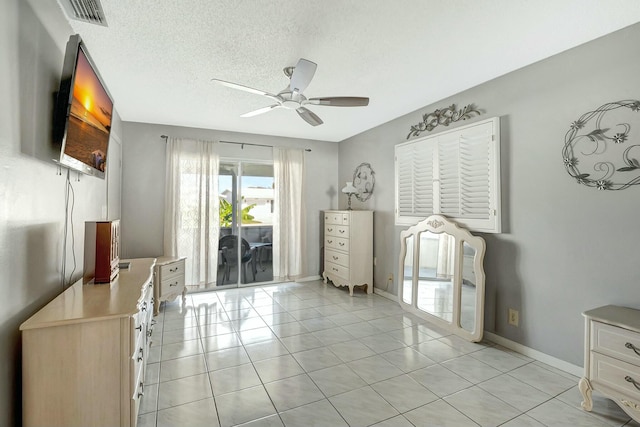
[562,100,640,190]
[406,104,480,139]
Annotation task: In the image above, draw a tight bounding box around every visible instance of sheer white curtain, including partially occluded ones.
[273,147,305,281]
[164,138,220,287]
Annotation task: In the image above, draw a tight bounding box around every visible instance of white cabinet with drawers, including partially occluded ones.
[580,305,640,423]
[153,256,186,315]
[322,210,373,296]
[20,258,156,427]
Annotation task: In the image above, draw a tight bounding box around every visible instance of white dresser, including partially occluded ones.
[322,210,373,296]
[20,258,155,427]
[153,256,186,315]
[580,305,640,423]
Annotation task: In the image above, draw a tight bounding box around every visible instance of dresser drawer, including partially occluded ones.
[325,212,349,225]
[593,321,640,366]
[325,236,349,252]
[160,258,185,280]
[325,249,349,268]
[325,261,349,280]
[592,352,640,401]
[325,224,348,238]
[138,278,153,309]
[131,326,145,387]
[137,298,151,318]
[131,365,145,426]
[161,273,185,295]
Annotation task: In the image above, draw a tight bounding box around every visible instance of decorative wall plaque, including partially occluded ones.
[353,162,375,202]
[562,100,640,190]
[407,104,480,139]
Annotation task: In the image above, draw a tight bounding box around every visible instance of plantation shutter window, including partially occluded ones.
[396,141,435,218]
[394,117,501,233]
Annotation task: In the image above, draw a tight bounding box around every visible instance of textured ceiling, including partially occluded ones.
[50,0,640,142]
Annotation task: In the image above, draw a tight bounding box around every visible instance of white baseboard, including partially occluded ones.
[297,275,322,282]
[373,288,582,377]
[374,287,397,301]
[483,331,583,377]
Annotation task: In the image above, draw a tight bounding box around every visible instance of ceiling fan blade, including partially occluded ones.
[289,59,317,94]
[240,104,281,118]
[296,107,323,126]
[211,78,280,101]
[305,97,369,107]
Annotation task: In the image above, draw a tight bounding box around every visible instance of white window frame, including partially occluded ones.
[395,116,501,233]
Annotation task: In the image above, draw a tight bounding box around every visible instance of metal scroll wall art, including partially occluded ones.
[407,103,480,139]
[562,100,640,190]
[352,162,375,202]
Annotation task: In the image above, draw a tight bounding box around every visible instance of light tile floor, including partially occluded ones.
[138,280,639,427]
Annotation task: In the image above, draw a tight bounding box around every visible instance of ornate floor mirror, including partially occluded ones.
[398,215,486,342]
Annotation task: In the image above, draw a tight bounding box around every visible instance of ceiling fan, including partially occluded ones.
[211,58,369,126]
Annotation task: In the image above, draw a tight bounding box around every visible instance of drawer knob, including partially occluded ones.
[625,342,640,357]
[625,376,640,391]
[332,256,338,260]
[339,242,345,246]
[138,382,144,398]
[170,267,179,272]
[332,267,338,272]
[328,228,333,232]
[339,229,345,234]
[327,240,333,244]
[170,282,178,287]
[137,348,144,362]
[135,325,142,331]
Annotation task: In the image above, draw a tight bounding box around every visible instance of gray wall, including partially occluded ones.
[2,3,637,425]
[0,1,123,425]
[121,122,339,278]
[339,23,640,366]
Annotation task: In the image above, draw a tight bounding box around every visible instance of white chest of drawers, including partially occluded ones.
[322,210,373,296]
[153,256,186,315]
[580,305,640,423]
[20,258,156,427]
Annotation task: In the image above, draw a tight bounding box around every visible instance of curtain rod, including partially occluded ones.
[160,135,311,152]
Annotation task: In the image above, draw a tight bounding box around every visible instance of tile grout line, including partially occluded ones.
[196,292,224,427]
[144,282,617,427]
[236,293,288,427]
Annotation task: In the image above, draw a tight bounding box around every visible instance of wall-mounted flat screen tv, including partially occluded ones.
[53,34,113,179]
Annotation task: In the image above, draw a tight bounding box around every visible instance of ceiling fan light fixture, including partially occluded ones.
[212,58,369,126]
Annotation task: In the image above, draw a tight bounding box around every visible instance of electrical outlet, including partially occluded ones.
[508,308,519,327]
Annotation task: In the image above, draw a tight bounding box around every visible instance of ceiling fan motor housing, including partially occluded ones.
[278,90,306,109]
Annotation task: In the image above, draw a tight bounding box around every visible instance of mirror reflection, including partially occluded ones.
[416,231,454,322]
[402,235,414,304]
[397,215,486,342]
[461,241,477,333]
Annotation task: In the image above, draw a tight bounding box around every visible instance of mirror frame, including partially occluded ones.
[398,214,486,342]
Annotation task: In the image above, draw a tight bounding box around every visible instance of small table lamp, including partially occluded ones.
[341,181,358,210]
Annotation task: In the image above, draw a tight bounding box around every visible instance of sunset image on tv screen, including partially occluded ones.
[64,47,113,172]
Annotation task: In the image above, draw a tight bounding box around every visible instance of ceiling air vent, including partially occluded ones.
[58,0,108,26]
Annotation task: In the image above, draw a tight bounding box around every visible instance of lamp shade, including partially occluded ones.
[341,181,357,194]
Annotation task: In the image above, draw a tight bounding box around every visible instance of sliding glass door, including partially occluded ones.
[218,161,274,287]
